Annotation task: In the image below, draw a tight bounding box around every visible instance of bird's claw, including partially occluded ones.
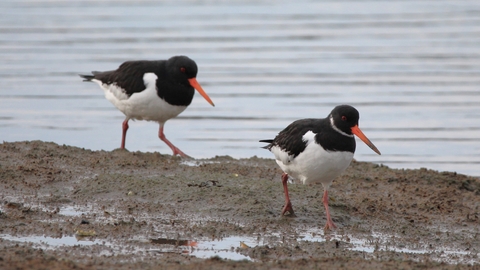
[172,148,192,158]
[323,220,337,231]
[281,202,296,217]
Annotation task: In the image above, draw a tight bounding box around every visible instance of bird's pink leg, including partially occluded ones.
[323,189,337,230]
[281,173,296,216]
[121,119,129,149]
[158,123,191,158]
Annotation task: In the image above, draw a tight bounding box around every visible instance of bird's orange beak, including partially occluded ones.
[351,125,381,155]
[188,78,215,107]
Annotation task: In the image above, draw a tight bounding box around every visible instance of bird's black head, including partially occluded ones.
[166,55,199,86]
[329,105,381,155]
[329,105,360,135]
[165,55,215,107]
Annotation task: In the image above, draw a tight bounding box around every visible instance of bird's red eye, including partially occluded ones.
[180,67,186,73]
[341,116,347,121]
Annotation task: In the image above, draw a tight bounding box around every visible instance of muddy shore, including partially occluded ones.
[0,141,479,269]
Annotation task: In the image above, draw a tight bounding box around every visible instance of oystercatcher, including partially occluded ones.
[260,105,381,230]
[80,55,214,157]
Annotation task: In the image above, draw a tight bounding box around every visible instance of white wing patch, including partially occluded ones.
[92,79,129,101]
[302,130,316,146]
[270,145,294,165]
[272,130,316,166]
[143,72,158,90]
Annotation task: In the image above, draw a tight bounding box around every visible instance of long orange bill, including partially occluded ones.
[188,78,215,107]
[351,125,381,155]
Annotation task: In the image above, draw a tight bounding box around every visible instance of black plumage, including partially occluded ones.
[260,105,360,157]
[80,56,199,106]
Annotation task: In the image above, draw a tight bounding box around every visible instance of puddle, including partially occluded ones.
[147,236,254,261]
[157,231,475,263]
[301,230,476,264]
[180,160,223,167]
[58,206,89,216]
[154,236,257,261]
[1,202,92,218]
[0,234,106,248]
[0,201,475,263]
[0,231,475,264]
[147,237,197,255]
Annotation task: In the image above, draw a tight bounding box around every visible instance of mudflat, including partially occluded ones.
[0,141,479,269]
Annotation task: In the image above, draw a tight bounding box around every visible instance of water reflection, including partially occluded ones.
[1,231,475,264]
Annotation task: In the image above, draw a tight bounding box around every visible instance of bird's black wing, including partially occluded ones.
[260,118,322,158]
[81,61,164,97]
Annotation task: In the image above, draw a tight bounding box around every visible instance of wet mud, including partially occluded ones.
[0,141,479,269]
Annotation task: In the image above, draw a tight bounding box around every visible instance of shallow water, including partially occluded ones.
[1,230,475,264]
[2,204,475,264]
[1,0,480,175]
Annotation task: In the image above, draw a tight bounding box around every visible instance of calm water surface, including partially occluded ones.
[1,0,480,176]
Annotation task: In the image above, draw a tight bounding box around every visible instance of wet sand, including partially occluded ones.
[0,141,479,269]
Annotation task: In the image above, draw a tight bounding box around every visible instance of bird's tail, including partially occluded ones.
[79,74,94,82]
[259,139,274,149]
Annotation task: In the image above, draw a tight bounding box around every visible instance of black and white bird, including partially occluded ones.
[260,105,381,230]
[80,55,214,157]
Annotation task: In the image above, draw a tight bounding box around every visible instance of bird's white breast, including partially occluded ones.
[93,73,187,123]
[274,130,354,188]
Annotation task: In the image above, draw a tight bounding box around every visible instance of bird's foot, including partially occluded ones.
[323,220,337,231]
[158,126,192,158]
[281,202,296,217]
[172,148,192,159]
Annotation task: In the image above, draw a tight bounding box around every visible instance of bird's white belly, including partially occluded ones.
[94,74,187,123]
[276,142,354,188]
